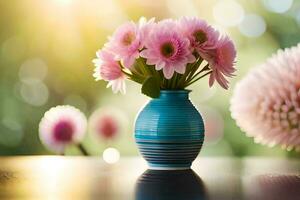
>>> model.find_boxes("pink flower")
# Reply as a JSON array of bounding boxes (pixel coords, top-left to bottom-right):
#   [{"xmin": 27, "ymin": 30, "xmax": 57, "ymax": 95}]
[
  {"xmin": 206, "ymin": 36, "xmax": 236, "ymax": 89},
  {"xmin": 39, "ymin": 105, "xmax": 87, "ymax": 153},
  {"xmin": 140, "ymin": 19, "xmax": 195, "ymax": 79},
  {"xmin": 105, "ymin": 21, "xmax": 141, "ymax": 69},
  {"xmin": 89, "ymin": 108, "xmax": 126, "ymax": 141},
  {"xmin": 178, "ymin": 16, "xmax": 235, "ymax": 89},
  {"xmin": 178, "ymin": 16, "xmax": 219, "ymax": 53},
  {"xmin": 230, "ymin": 44, "xmax": 300, "ymax": 151},
  {"xmin": 93, "ymin": 50, "xmax": 126, "ymax": 94},
  {"xmin": 95, "ymin": 115, "xmax": 119, "ymax": 139},
  {"xmin": 138, "ymin": 17, "xmax": 156, "ymax": 46}
]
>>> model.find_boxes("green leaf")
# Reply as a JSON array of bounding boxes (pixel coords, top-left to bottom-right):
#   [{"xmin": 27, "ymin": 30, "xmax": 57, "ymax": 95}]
[{"xmin": 141, "ymin": 76, "xmax": 160, "ymax": 98}]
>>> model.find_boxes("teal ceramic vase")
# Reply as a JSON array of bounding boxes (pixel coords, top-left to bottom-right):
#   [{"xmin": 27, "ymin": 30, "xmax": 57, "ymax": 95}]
[{"xmin": 134, "ymin": 90, "xmax": 205, "ymax": 170}]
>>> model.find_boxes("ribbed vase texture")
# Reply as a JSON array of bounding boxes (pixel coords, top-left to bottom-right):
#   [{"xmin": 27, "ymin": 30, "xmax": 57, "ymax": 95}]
[{"xmin": 134, "ymin": 90, "xmax": 205, "ymax": 169}]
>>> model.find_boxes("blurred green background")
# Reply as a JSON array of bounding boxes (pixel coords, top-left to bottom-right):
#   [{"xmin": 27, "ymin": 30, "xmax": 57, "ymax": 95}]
[{"xmin": 0, "ymin": 0, "xmax": 299, "ymax": 157}]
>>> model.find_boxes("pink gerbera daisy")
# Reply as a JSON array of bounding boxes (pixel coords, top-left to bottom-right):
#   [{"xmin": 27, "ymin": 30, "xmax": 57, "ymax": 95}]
[
  {"xmin": 93, "ymin": 50, "xmax": 126, "ymax": 94},
  {"xmin": 178, "ymin": 16, "xmax": 219, "ymax": 53},
  {"xmin": 39, "ymin": 105, "xmax": 87, "ymax": 154},
  {"xmin": 140, "ymin": 19, "xmax": 195, "ymax": 79},
  {"xmin": 105, "ymin": 21, "xmax": 141, "ymax": 69},
  {"xmin": 138, "ymin": 17, "xmax": 156, "ymax": 46},
  {"xmin": 205, "ymin": 36, "xmax": 236, "ymax": 89}
]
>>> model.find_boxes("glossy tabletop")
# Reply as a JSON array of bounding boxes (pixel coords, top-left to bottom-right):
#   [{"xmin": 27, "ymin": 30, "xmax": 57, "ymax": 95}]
[{"xmin": 0, "ymin": 156, "xmax": 299, "ymax": 200}]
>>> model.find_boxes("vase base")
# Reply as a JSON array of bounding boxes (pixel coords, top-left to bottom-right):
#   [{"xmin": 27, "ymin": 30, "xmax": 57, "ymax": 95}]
[
  {"xmin": 148, "ymin": 163, "xmax": 192, "ymax": 170},
  {"xmin": 148, "ymin": 166, "xmax": 191, "ymax": 170}
]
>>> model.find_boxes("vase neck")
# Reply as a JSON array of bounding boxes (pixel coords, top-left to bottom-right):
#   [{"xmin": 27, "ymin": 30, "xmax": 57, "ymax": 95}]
[{"xmin": 158, "ymin": 90, "xmax": 190, "ymax": 100}]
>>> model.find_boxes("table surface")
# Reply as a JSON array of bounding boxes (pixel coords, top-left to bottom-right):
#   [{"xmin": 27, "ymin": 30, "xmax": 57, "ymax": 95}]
[{"xmin": 0, "ymin": 156, "xmax": 299, "ymax": 200}]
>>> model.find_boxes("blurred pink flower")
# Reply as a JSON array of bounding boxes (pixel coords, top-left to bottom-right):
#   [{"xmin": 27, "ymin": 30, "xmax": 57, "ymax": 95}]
[
  {"xmin": 140, "ymin": 19, "xmax": 195, "ymax": 79},
  {"xmin": 89, "ymin": 108, "xmax": 126, "ymax": 141},
  {"xmin": 205, "ymin": 36, "xmax": 236, "ymax": 89},
  {"xmin": 93, "ymin": 50, "xmax": 126, "ymax": 94},
  {"xmin": 178, "ymin": 16, "xmax": 219, "ymax": 53},
  {"xmin": 105, "ymin": 21, "xmax": 140, "ymax": 69},
  {"xmin": 96, "ymin": 115, "xmax": 119, "ymax": 139},
  {"xmin": 39, "ymin": 105, "xmax": 87, "ymax": 153},
  {"xmin": 231, "ymin": 44, "xmax": 300, "ymax": 151}
]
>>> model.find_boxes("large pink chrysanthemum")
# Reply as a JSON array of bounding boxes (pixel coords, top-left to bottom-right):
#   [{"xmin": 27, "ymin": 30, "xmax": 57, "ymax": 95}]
[
  {"xmin": 39, "ymin": 105, "xmax": 87, "ymax": 153},
  {"xmin": 231, "ymin": 44, "xmax": 300, "ymax": 151},
  {"xmin": 205, "ymin": 36, "xmax": 236, "ymax": 89},
  {"xmin": 93, "ymin": 50, "xmax": 126, "ymax": 94},
  {"xmin": 140, "ymin": 19, "xmax": 196, "ymax": 79},
  {"xmin": 105, "ymin": 21, "xmax": 141, "ymax": 69},
  {"xmin": 178, "ymin": 16, "xmax": 219, "ymax": 53}
]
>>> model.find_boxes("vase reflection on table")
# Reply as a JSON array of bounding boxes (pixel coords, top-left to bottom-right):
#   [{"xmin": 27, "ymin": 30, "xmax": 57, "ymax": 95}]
[{"xmin": 135, "ymin": 169, "xmax": 207, "ymax": 200}]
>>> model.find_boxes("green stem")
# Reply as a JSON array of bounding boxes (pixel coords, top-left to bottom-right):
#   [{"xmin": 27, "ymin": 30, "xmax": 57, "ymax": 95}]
[
  {"xmin": 170, "ymin": 73, "xmax": 177, "ymax": 89},
  {"xmin": 178, "ymin": 58, "xmax": 203, "ymax": 88},
  {"xmin": 122, "ymin": 69, "xmax": 144, "ymax": 83},
  {"xmin": 185, "ymin": 71, "xmax": 212, "ymax": 87},
  {"xmin": 77, "ymin": 143, "xmax": 89, "ymax": 156},
  {"xmin": 185, "ymin": 58, "xmax": 203, "ymax": 82},
  {"xmin": 131, "ymin": 68, "xmax": 144, "ymax": 78},
  {"xmin": 188, "ymin": 63, "xmax": 210, "ymax": 82},
  {"xmin": 120, "ymin": 60, "xmax": 144, "ymax": 80},
  {"xmin": 174, "ymin": 73, "xmax": 182, "ymax": 89},
  {"xmin": 177, "ymin": 63, "xmax": 193, "ymax": 87},
  {"xmin": 137, "ymin": 57, "xmax": 151, "ymax": 76}
]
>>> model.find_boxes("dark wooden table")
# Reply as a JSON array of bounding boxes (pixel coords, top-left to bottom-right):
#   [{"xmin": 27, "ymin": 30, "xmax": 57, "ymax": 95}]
[{"xmin": 0, "ymin": 156, "xmax": 299, "ymax": 200}]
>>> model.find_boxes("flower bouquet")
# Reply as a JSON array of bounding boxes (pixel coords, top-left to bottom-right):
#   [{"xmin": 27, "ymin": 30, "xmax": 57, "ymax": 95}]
[
  {"xmin": 93, "ymin": 17, "xmax": 236, "ymax": 169},
  {"xmin": 93, "ymin": 17, "xmax": 236, "ymax": 97}
]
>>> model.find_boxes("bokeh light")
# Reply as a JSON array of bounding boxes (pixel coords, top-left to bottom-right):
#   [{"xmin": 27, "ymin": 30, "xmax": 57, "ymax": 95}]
[
  {"xmin": 213, "ymin": 0, "xmax": 244, "ymax": 27},
  {"xmin": 238, "ymin": 14, "xmax": 267, "ymax": 38},
  {"xmin": 103, "ymin": 147, "xmax": 120, "ymax": 164},
  {"xmin": 19, "ymin": 58, "xmax": 48, "ymax": 83},
  {"xmin": 20, "ymin": 82, "xmax": 49, "ymax": 107},
  {"xmin": 263, "ymin": 0, "xmax": 294, "ymax": 13},
  {"xmin": 1, "ymin": 36, "xmax": 26, "ymax": 61}
]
